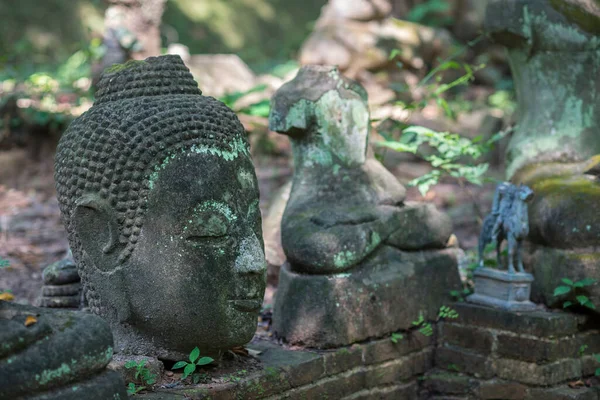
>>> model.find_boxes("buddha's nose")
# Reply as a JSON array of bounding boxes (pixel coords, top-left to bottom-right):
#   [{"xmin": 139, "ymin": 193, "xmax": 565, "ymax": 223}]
[{"xmin": 233, "ymin": 233, "xmax": 267, "ymax": 276}]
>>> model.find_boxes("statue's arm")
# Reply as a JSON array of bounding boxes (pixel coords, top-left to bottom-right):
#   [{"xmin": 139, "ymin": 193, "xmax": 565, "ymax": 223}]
[{"xmin": 281, "ymin": 206, "xmax": 399, "ymax": 274}]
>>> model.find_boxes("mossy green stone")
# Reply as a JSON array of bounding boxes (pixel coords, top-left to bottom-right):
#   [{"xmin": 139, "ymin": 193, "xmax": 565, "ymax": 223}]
[
  {"xmin": 269, "ymin": 66, "xmax": 459, "ymax": 346},
  {"xmin": 0, "ymin": 302, "xmax": 126, "ymax": 399}
]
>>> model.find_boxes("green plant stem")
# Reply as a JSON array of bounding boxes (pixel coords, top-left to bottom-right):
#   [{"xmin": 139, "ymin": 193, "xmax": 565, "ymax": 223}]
[{"xmin": 418, "ymin": 35, "xmax": 486, "ymax": 88}]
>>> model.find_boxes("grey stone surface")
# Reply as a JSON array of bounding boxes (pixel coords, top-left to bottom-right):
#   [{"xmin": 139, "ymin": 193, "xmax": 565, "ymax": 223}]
[
  {"xmin": 528, "ymin": 245, "xmax": 600, "ymax": 312},
  {"xmin": 0, "ymin": 301, "xmax": 126, "ymax": 399},
  {"xmin": 467, "ymin": 267, "xmax": 536, "ymax": 311},
  {"xmin": 439, "ymin": 323, "xmax": 494, "ymax": 355},
  {"xmin": 54, "ymin": 55, "xmax": 266, "ymax": 359},
  {"xmin": 486, "ymin": 0, "xmax": 600, "ymax": 181},
  {"xmin": 527, "ymin": 386, "xmax": 599, "ymax": 400},
  {"xmin": 273, "ymin": 249, "xmax": 460, "ymax": 348},
  {"xmin": 39, "ymin": 250, "xmax": 82, "ymax": 309},
  {"xmin": 495, "ymin": 358, "xmax": 581, "ymax": 386},
  {"xmin": 268, "ymin": 65, "xmax": 458, "ymax": 347},
  {"xmin": 477, "ymin": 379, "xmax": 528, "ymax": 400},
  {"xmin": 450, "ymin": 303, "xmax": 581, "ymax": 338}
]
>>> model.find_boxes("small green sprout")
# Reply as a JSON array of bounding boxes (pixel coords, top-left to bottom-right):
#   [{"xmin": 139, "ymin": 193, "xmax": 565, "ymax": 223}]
[
  {"xmin": 390, "ymin": 333, "xmax": 404, "ymax": 343},
  {"xmin": 172, "ymin": 347, "xmax": 214, "ymax": 380},
  {"xmin": 554, "ymin": 278, "xmax": 596, "ymax": 310}
]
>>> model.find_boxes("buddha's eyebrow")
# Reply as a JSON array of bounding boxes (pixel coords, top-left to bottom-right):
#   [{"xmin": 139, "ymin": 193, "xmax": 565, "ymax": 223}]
[{"xmin": 191, "ymin": 201, "xmax": 238, "ymax": 222}]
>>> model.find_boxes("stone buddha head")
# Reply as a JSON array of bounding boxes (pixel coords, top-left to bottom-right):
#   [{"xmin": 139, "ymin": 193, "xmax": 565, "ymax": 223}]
[{"xmin": 54, "ymin": 55, "xmax": 266, "ymax": 359}]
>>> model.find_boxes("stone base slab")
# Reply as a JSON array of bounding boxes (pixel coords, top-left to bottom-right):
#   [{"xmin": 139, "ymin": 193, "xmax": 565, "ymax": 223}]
[
  {"xmin": 467, "ymin": 267, "xmax": 536, "ymax": 311},
  {"xmin": 272, "ymin": 247, "xmax": 461, "ymax": 348}
]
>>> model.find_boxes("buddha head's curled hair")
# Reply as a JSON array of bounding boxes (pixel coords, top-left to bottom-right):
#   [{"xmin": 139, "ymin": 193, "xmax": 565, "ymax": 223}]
[{"xmin": 54, "ymin": 55, "xmax": 249, "ymax": 311}]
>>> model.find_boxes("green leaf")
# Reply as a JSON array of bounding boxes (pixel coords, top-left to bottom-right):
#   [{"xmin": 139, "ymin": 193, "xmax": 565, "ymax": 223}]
[
  {"xmin": 403, "ymin": 125, "xmax": 437, "ymax": 137},
  {"xmin": 596, "ymin": 367, "xmax": 600, "ymax": 377},
  {"xmin": 189, "ymin": 347, "xmax": 200, "ymax": 363},
  {"xmin": 172, "ymin": 361, "xmax": 188, "ymax": 370},
  {"xmin": 389, "ymin": 49, "xmax": 401, "ymax": 60},
  {"xmin": 124, "ymin": 360, "xmax": 137, "ymax": 369},
  {"xmin": 390, "ymin": 333, "xmax": 404, "ymax": 343},
  {"xmin": 574, "ymin": 278, "xmax": 596, "ymax": 288},
  {"xmin": 576, "ymin": 295, "xmax": 590, "ymax": 305},
  {"xmin": 584, "ymin": 301, "xmax": 596, "ymax": 310},
  {"xmin": 563, "ymin": 301, "xmax": 573, "ymax": 308},
  {"xmin": 183, "ymin": 363, "xmax": 196, "ymax": 379},
  {"xmin": 242, "ymin": 99, "xmax": 271, "ymax": 117},
  {"xmin": 553, "ymin": 286, "xmax": 571, "ymax": 296},
  {"xmin": 196, "ymin": 357, "xmax": 214, "ymax": 366},
  {"xmin": 561, "ymin": 278, "xmax": 574, "ymax": 286}
]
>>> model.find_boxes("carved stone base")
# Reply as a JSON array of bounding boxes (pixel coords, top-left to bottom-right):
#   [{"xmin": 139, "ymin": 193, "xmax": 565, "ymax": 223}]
[
  {"xmin": 467, "ymin": 267, "xmax": 536, "ymax": 311},
  {"xmin": 273, "ymin": 247, "xmax": 460, "ymax": 348}
]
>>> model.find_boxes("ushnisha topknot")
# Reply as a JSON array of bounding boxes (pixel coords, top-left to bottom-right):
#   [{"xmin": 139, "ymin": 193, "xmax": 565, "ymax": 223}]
[
  {"xmin": 94, "ymin": 55, "xmax": 203, "ymax": 104},
  {"xmin": 55, "ymin": 55, "xmax": 250, "ymax": 312}
]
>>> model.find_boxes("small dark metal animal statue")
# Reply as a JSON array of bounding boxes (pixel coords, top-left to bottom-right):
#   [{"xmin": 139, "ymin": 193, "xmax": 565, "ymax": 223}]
[{"xmin": 478, "ymin": 182, "xmax": 534, "ymax": 273}]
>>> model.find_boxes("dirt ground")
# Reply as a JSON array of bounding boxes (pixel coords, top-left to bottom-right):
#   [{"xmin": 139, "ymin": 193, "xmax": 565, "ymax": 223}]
[{"xmin": 0, "ymin": 131, "xmax": 500, "ymax": 305}]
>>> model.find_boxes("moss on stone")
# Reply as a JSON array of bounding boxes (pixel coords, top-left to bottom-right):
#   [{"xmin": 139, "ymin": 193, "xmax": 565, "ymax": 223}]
[
  {"xmin": 549, "ymin": 0, "xmax": 600, "ymax": 35},
  {"xmin": 532, "ymin": 175, "xmax": 600, "ymax": 198},
  {"xmin": 104, "ymin": 60, "xmax": 148, "ymax": 74}
]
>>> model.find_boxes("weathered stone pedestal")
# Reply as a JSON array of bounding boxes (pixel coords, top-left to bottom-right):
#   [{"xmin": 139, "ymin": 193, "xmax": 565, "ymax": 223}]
[
  {"xmin": 428, "ymin": 302, "xmax": 600, "ymax": 399},
  {"xmin": 273, "ymin": 247, "xmax": 461, "ymax": 348},
  {"xmin": 467, "ymin": 267, "xmax": 536, "ymax": 311}
]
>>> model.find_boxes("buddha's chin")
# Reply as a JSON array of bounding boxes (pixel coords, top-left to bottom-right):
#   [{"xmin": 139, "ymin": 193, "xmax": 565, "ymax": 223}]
[{"xmin": 218, "ymin": 305, "xmax": 260, "ymax": 345}]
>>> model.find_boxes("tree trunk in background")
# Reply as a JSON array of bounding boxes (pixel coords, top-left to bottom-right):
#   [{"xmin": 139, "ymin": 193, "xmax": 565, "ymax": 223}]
[{"xmin": 95, "ymin": 0, "xmax": 166, "ymax": 81}]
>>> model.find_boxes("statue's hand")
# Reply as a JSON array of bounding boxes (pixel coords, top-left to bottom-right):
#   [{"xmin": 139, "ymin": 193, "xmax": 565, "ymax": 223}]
[
  {"xmin": 385, "ymin": 202, "xmax": 452, "ymax": 250},
  {"xmin": 281, "ymin": 204, "xmax": 400, "ymax": 274}
]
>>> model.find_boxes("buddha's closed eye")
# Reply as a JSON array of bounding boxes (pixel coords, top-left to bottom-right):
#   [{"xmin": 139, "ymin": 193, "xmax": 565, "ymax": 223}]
[{"xmin": 185, "ymin": 213, "xmax": 231, "ymax": 246}]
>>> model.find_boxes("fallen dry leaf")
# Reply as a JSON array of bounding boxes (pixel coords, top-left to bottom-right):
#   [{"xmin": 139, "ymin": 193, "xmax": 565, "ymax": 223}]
[
  {"xmin": 568, "ymin": 380, "xmax": 585, "ymax": 388},
  {"xmin": 0, "ymin": 292, "xmax": 15, "ymax": 301},
  {"xmin": 24, "ymin": 315, "xmax": 37, "ymax": 327},
  {"xmin": 230, "ymin": 346, "xmax": 249, "ymax": 356}
]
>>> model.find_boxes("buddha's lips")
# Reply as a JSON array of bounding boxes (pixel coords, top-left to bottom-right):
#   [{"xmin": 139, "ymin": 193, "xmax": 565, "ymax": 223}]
[{"xmin": 230, "ymin": 299, "xmax": 262, "ymax": 312}]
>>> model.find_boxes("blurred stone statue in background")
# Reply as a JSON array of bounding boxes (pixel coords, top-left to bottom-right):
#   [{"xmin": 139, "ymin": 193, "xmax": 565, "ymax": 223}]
[{"xmin": 486, "ymin": 0, "xmax": 600, "ymax": 311}]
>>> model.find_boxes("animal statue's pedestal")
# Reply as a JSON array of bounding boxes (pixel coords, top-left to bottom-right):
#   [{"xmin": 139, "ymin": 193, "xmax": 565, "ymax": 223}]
[
  {"xmin": 269, "ymin": 65, "xmax": 460, "ymax": 348},
  {"xmin": 467, "ymin": 267, "xmax": 536, "ymax": 311}
]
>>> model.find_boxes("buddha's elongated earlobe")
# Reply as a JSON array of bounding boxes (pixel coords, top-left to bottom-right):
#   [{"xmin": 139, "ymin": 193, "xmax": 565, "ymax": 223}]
[{"xmin": 73, "ymin": 194, "xmax": 125, "ymax": 271}]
